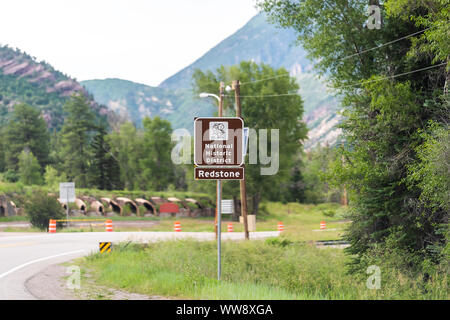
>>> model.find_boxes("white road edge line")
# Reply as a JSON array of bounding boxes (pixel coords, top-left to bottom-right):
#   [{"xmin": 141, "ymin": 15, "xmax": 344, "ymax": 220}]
[{"xmin": 0, "ymin": 250, "xmax": 86, "ymax": 280}]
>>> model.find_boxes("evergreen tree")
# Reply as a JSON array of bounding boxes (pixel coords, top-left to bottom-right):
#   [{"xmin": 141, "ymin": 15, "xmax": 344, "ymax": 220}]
[
  {"xmin": 88, "ymin": 126, "xmax": 121, "ymax": 190},
  {"xmin": 286, "ymin": 161, "xmax": 306, "ymax": 203},
  {"xmin": 18, "ymin": 149, "xmax": 43, "ymax": 185},
  {"xmin": 108, "ymin": 122, "xmax": 142, "ymax": 190},
  {"xmin": 4, "ymin": 103, "xmax": 50, "ymax": 171},
  {"xmin": 0, "ymin": 128, "xmax": 5, "ymax": 172},
  {"xmin": 59, "ymin": 93, "xmax": 96, "ymax": 188},
  {"xmin": 139, "ymin": 116, "xmax": 175, "ymax": 191}
]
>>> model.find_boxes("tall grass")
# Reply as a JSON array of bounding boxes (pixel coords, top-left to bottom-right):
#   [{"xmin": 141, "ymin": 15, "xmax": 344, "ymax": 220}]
[{"xmin": 81, "ymin": 239, "xmax": 447, "ymax": 300}]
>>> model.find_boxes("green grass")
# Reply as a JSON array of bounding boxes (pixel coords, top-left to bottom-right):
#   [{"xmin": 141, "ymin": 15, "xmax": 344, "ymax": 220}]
[
  {"xmin": 74, "ymin": 202, "xmax": 447, "ymax": 300},
  {"xmin": 0, "ymin": 216, "xmax": 29, "ymax": 222},
  {"xmin": 79, "ymin": 239, "xmax": 448, "ymax": 300},
  {"xmin": 0, "ymin": 201, "xmax": 352, "ymax": 239},
  {"xmin": 259, "ymin": 202, "xmax": 349, "ymax": 241},
  {"xmin": 0, "ymin": 226, "xmax": 42, "ymax": 232}
]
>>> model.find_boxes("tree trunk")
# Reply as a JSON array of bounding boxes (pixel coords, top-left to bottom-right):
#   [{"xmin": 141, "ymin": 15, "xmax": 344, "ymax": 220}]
[
  {"xmin": 252, "ymin": 194, "xmax": 261, "ymax": 215},
  {"xmin": 232, "ymin": 195, "xmax": 240, "ymax": 222}
]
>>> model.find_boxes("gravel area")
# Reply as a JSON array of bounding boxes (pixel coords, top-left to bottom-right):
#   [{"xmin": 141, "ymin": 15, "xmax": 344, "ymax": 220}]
[
  {"xmin": 25, "ymin": 261, "xmax": 170, "ymax": 300},
  {"xmin": 26, "ymin": 264, "xmax": 77, "ymax": 300}
]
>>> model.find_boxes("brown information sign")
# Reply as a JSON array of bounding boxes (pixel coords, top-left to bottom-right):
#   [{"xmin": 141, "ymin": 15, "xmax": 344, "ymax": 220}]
[
  {"xmin": 194, "ymin": 117, "xmax": 244, "ymax": 167},
  {"xmin": 194, "ymin": 167, "xmax": 244, "ymax": 180}
]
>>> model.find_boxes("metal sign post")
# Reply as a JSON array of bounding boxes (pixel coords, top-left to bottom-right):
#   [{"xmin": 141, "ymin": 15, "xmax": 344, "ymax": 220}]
[
  {"xmin": 59, "ymin": 182, "xmax": 75, "ymax": 227},
  {"xmin": 194, "ymin": 117, "xmax": 244, "ymax": 281},
  {"xmin": 217, "ymin": 180, "xmax": 222, "ymax": 280}
]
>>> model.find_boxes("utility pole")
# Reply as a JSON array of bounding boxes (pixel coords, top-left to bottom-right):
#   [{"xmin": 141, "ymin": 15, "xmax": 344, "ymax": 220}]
[
  {"xmin": 232, "ymin": 80, "xmax": 249, "ymax": 240},
  {"xmin": 214, "ymin": 82, "xmax": 225, "ymax": 239}
]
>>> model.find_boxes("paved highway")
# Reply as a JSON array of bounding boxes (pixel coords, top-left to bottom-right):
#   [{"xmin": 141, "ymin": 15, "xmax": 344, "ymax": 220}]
[{"xmin": 0, "ymin": 231, "xmax": 280, "ymax": 300}]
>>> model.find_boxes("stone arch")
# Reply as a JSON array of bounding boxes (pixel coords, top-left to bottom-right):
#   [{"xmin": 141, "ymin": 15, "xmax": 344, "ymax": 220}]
[
  {"xmin": 75, "ymin": 198, "xmax": 87, "ymax": 213},
  {"xmin": 100, "ymin": 198, "xmax": 122, "ymax": 215},
  {"xmin": 89, "ymin": 200, "xmax": 105, "ymax": 215},
  {"xmin": 57, "ymin": 199, "xmax": 68, "ymax": 211},
  {"xmin": 0, "ymin": 195, "xmax": 17, "ymax": 217},
  {"xmin": 150, "ymin": 196, "xmax": 165, "ymax": 205},
  {"xmin": 185, "ymin": 198, "xmax": 204, "ymax": 209},
  {"xmin": 135, "ymin": 198, "xmax": 157, "ymax": 215},
  {"xmin": 116, "ymin": 197, "xmax": 140, "ymax": 216}
]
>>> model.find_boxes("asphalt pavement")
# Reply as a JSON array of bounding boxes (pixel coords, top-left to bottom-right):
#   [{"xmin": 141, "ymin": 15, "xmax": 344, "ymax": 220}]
[{"xmin": 0, "ymin": 231, "xmax": 280, "ymax": 300}]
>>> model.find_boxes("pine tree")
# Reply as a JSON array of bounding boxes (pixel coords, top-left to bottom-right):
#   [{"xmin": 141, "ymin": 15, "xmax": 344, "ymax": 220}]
[
  {"xmin": 139, "ymin": 117, "xmax": 175, "ymax": 191},
  {"xmin": 4, "ymin": 103, "xmax": 50, "ymax": 172},
  {"xmin": 107, "ymin": 122, "xmax": 142, "ymax": 190},
  {"xmin": 59, "ymin": 93, "xmax": 96, "ymax": 188},
  {"xmin": 89, "ymin": 126, "xmax": 121, "ymax": 190}
]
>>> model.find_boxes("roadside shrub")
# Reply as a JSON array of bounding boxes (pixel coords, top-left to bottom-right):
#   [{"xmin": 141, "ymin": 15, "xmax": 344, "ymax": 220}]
[
  {"xmin": 137, "ymin": 205, "xmax": 147, "ymax": 215},
  {"xmin": 185, "ymin": 202, "xmax": 199, "ymax": 211},
  {"xmin": 25, "ymin": 190, "xmax": 65, "ymax": 230},
  {"xmin": 3, "ymin": 169, "xmax": 19, "ymax": 183},
  {"xmin": 257, "ymin": 203, "xmax": 270, "ymax": 216},
  {"xmin": 265, "ymin": 238, "xmax": 293, "ymax": 247},
  {"xmin": 323, "ymin": 210, "xmax": 336, "ymax": 217}
]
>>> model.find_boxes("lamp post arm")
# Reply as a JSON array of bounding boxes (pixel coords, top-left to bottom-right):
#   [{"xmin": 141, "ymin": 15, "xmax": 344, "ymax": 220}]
[{"xmin": 199, "ymin": 93, "xmax": 220, "ymax": 102}]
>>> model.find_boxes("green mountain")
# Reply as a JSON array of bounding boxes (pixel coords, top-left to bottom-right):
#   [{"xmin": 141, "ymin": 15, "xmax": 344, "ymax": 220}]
[
  {"xmin": 82, "ymin": 13, "xmax": 342, "ymax": 149},
  {"xmin": 0, "ymin": 45, "xmax": 117, "ymax": 129},
  {"xmin": 295, "ymin": 73, "xmax": 342, "ymax": 149},
  {"xmin": 80, "ymin": 79, "xmax": 215, "ymax": 130},
  {"xmin": 159, "ymin": 13, "xmax": 312, "ymax": 89}
]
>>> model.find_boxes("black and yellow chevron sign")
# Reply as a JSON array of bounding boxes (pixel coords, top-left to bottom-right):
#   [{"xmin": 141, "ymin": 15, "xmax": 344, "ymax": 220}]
[{"xmin": 99, "ymin": 242, "xmax": 112, "ymax": 253}]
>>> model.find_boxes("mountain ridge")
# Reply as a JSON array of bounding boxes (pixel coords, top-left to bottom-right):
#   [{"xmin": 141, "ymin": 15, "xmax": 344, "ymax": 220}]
[
  {"xmin": 0, "ymin": 45, "xmax": 118, "ymax": 129},
  {"xmin": 82, "ymin": 13, "xmax": 342, "ymax": 149},
  {"xmin": 160, "ymin": 13, "xmax": 312, "ymax": 90}
]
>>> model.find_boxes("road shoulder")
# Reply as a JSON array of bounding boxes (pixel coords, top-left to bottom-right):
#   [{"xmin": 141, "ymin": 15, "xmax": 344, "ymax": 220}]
[
  {"xmin": 25, "ymin": 263, "xmax": 77, "ymax": 300},
  {"xmin": 25, "ymin": 261, "xmax": 170, "ymax": 300}
]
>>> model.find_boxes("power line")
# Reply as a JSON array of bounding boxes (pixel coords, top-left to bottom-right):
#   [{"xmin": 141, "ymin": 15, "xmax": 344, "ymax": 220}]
[
  {"xmin": 337, "ymin": 27, "xmax": 434, "ymax": 62},
  {"xmin": 238, "ymin": 27, "xmax": 434, "ymax": 87},
  {"xmin": 224, "ymin": 91, "xmax": 300, "ymax": 98},
  {"xmin": 240, "ymin": 74, "xmax": 291, "ymax": 86},
  {"xmin": 340, "ymin": 62, "xmax": 447, "ymax": 89},
  {"xmin": 225, "ymin": 62, "xmax": 446, "ymax": 99}
]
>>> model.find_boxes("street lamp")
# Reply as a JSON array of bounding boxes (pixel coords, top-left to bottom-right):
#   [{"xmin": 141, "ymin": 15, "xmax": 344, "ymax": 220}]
[{"xmin": 199, "ymin": 92, "xmax": 220, "ymax": 102}]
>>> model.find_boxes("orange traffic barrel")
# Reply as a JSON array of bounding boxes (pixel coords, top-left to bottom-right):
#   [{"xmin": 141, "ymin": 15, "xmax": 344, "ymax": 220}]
[
  {"xmin": 174, "ymin": 221, "xmax": 181, "ymax": 232},
  {"xmin": 278, "ymin": 222, "xmax": 284, "ymax": 232},
  {"xmin": 48, "ymin": 219, "xmax": 56, "ymax": 233},
  {"xmin": 320, "ymin": 221, "xmax": 326, "ymax": 230},
  {"xmin": 227, "ymin": 223, "xmax": 233, "ymax": 233},
  {"xmin": 105, "ymin": 220, "xmax": 114, "ymax": 232}
]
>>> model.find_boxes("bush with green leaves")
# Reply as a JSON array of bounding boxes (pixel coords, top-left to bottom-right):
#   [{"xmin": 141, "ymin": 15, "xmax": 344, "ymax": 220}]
[
  {"xmin": 3, "ymin": 169, "xmax": 18, "ymax": 183},
  {"xmin": 323, "ymin": 210, "xmax": 336, "ymax": 217},
  {"xmin": 25, "ymin": 190, "xmax": 64, "ymax": 230}
]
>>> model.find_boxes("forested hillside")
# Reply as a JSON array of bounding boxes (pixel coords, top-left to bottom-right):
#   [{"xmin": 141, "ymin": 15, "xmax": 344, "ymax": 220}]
[
  {"xmin": 81, "ymin": 79, "xmax": 215, "ymax": 129},
  {"xmin": 0, "ymin": 45, "xmax": 116, "ymax": 130}
]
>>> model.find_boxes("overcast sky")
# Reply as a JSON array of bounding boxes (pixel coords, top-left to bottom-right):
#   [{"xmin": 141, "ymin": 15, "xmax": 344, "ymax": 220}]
[{"xmin": 0, "ymin": 0, "xmax": 259, "ymax": 86}]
